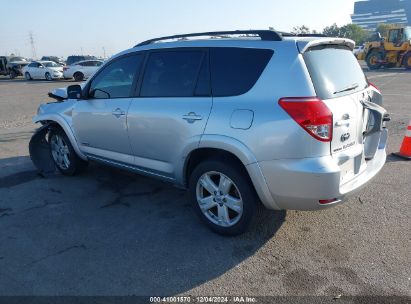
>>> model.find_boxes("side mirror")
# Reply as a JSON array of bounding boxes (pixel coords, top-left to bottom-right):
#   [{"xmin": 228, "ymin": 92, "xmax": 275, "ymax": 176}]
[{"xmin": 67, "ymin": 84, "xmax": 83, "ymax": 99}]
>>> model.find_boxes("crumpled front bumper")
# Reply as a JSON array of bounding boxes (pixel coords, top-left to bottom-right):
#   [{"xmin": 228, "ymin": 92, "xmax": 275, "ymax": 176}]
[{"xmin": 29, "ymin": 123, "xmax": 56, "ymax": 175}]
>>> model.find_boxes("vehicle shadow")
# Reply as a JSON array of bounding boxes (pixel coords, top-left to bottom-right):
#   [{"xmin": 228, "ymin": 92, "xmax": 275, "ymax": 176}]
[{"xmin": 0, "ymin": 156, "xmax": 286, "ymax": 295}]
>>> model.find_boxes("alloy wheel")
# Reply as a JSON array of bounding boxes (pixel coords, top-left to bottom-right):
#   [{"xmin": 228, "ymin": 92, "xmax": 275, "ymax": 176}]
[
  {"xmin": 50, "ymin": 134, "xmax": 70, "ymax": 170},
  {"xmin": 196, "ymin": 171, "xmax": 243, "ymax": 227}
]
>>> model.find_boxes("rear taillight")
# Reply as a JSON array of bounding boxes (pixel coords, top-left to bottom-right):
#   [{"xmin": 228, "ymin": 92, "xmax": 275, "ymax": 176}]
[
  {"xmin": 368, "ymin": 82, "xmax": 380, "ymax": 93},
  {"xmin": 278, "ymin": 97, "xmax": 333, "ymax": 142}
]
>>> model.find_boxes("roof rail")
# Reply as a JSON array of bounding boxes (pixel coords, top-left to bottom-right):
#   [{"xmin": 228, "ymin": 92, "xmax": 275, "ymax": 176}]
[
  {"xmin": 135, "ymin": 30, "xmax": 283, "ymax": 47},
  {"xmin": 280, "ymin": 32, "xmax": 327, "ymax": 38}
]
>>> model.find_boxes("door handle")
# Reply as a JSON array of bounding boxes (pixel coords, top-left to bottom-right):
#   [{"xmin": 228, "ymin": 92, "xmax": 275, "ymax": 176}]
[
  {"xmin": 182, "ymin": 112, "xmax": 203, "ymax": 123},
  {"xmin": 112, "ymin": 108, "xmax": 126, "ymax": 118}
]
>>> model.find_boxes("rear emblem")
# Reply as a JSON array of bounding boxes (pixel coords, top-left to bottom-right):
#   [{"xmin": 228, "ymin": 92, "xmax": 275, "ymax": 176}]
[{"xmin": 341, "ymin": 133, "xmax": 350, "ymax": 142}]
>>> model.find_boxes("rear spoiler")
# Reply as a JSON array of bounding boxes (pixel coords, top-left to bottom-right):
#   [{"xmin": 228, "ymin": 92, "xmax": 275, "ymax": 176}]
[{"xmin": 297, "ymin": 38, "xmax": 355, "ymax": 53}]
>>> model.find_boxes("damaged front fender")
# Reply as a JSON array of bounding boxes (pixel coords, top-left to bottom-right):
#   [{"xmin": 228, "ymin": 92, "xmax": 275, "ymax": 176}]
[{"xmin": 29, "ymin": 123, "xmax": 56, "ymax": 175}]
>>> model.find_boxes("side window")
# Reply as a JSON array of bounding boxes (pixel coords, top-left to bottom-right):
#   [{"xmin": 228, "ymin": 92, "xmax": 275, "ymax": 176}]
[
  {"xmin": 194, "ymin": 55, "xmax": 210, "ymax": 96},
  {"xmin": 210, "ymin": 48, "xmax": 273, "ymax": 97},
  {"xmin": 89, "ymin": 54, "xmax": 143, "ymax": 99},
  {"xmin": 140, "ymin": 50, "xmax": 204, "ymax": 97},
  {"xmin": 95, "ymin": 61, "xmax": 103, "ymax": 67},
  {"xmin": 388, "ymin": 30, "xmax": 399, "ymax": 43}
]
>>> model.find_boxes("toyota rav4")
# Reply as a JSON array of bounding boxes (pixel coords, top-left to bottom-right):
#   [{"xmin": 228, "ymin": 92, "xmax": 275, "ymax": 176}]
[{"xmin": 30, "ymin": 30, "xmax": 389, "ymax": 235}]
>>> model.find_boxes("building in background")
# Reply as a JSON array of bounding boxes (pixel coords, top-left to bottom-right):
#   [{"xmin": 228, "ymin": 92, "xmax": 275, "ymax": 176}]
[{"xmin": 351, "ymin": 0, "xmax": 411, "ymax": 31}]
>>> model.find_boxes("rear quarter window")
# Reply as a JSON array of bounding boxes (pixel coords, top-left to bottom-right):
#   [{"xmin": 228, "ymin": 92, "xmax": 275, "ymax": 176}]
[
  {"xmin": 303, "ymin": 47, "xmax": 368, "ymax": 100},
  {"xmin": 210, "ymin": 48, "xmax": 273, "ymax": 97}
]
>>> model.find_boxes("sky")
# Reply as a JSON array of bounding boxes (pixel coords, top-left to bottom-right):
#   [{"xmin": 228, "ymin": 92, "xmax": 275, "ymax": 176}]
[{"xmin": 0, "ymin": 0, "xmax": 355, "ymax": 59}]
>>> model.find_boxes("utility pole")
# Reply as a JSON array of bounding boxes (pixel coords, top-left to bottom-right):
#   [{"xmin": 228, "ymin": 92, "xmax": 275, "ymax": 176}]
[
  {"xmin": 29, "ymin": 31, "xmax": 37, "ymax": 59},
  {"xmin": 102, "ymin": 47, "xmax": 106, "ymax": 58}
]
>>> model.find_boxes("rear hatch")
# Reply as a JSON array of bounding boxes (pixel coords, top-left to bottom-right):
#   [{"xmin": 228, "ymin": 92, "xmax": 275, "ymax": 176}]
[{"xmin": 301, "ymin": 41, "xmax": 386, "ymax": 185}]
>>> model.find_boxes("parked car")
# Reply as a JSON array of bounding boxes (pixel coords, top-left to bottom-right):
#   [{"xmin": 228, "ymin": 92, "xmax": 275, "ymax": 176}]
[
  {"xmin": 66, "ymin": 55, "xmax": 97, "ymax": 66},
  {"xmin": 63, "ymin": 60, "xmax": 104, "ymax": 81},
  {"xmin": 41, "ymin": 56, "xmax": 65, "ymax": 65},
  {"xmin": 0, "ymin": 56, "xmax": 29, "ymax": 78},
  {"xmin": 353, "ymin": 45, "xmax": 364, "ymax": 57},
  {"xmin": 23, "ymin": 60, "xmax": 64, "ymax": 80},
  {"xmin": 31, "ymin": 30, "xmax": 389, "ymax": 235}
]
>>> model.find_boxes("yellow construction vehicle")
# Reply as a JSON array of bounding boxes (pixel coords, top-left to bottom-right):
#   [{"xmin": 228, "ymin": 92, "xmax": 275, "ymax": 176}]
[{"xmin": 357, "ymin": 26, "xmax": 411, "ymax": 70}]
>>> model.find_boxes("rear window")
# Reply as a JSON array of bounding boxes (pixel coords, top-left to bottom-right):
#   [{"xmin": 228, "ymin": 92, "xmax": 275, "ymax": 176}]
[
  {"xmin": 303, "ymin": 47, "xmax": 368, "ymax": 100},
  {"xmin": 210, "ymin": 48, "xmax": 273, "ymax": 97}
]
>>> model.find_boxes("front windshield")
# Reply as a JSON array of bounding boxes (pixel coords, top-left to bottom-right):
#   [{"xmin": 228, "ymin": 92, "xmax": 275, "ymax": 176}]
[{"xmin": 43, "ymin": 62, "xmax": 59, "ymax": 67}]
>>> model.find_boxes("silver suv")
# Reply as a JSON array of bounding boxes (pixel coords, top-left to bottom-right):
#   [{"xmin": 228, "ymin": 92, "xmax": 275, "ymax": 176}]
[{"xmin": 31, "ymin": 30, "xmax": 389, "ymax": 235}]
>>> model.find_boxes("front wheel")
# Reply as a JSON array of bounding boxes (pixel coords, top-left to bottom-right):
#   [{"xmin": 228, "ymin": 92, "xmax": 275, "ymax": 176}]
[
  {"xmin": 45, "ymin": 72, "xmax": 53, "ymax": 81},
  {"xmin": 366, "ymin": 51, "xmax": 383, "ymax": 70},
  {"xmin": 48, "ymin": 127, "xmax": 88, "ymax": 175},
  {"xmin": 189, "ymin": 160, "xmax": 257, "ymax": 235}
]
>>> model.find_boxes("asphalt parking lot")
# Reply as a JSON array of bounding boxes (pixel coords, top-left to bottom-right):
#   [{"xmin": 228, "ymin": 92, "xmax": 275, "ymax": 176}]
[{"xmin": 0, "ymin": 69, "xmax": 410, "ymax": 299}]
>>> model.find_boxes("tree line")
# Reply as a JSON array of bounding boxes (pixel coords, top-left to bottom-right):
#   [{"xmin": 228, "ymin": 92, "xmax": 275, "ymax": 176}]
[{"xmin": 289, "ymin": 23, "xmax": 403, "ymax": 45}]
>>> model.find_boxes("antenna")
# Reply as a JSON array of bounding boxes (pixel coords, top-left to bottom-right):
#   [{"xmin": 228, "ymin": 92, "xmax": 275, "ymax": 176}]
[{"xmin": 29, "ymin": 31, "xmax": 37, "ymax": 59}]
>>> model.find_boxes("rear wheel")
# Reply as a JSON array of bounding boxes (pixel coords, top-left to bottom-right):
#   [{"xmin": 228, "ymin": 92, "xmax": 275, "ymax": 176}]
[
  {"xmin": 25, "ymin": 72, "xmax": 32, "ymax": 80},
  {"xmin": 189, "ymin": 160, "xmax": 257, "ymax": 236},
  {"xmin": 366, "ymin": 51, "xmax": 383, "ymax": 70},
  {"xmin": 48, "ymin": 127, "xmax": 88, "ymax": 175},
  {"xmin": 73, "ymin": 72, "xmax": 84, "ymax": 81},
  {"xmin": 9, "ymin": 70, "xmax": 17, "ymax": 79},
  {"xmin": 403, "ymin": 53, "xmax": 411, "ymax": 70}
]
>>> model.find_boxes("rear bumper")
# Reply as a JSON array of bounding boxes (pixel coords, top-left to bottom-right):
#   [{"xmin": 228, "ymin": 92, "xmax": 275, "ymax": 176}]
[{"xmin": 257, "ymin": 129, "xmax": 387, "ymax": 211}]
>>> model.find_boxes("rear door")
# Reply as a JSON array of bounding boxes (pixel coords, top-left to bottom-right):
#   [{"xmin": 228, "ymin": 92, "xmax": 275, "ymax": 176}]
[
  {"xmin": 127, "ymin": 48, "xmax": 212, "ymax": 178},
  {"xmin": 303, "ymin": 45, "xmax": 372, "ymax": 184}
]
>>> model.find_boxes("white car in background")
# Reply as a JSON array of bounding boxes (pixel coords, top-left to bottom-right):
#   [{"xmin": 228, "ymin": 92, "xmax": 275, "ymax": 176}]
[
  {"xmin": 63, "ymin": 60, "xmax": 104, "ymax": 81},
  {"xmin": 23, "ymin": 61, "xmax": 64, "ymax": 81}
]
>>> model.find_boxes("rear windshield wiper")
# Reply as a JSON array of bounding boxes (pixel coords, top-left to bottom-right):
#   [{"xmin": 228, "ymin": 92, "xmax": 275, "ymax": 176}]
[{"xmin": 333, "ymin": 83, "xmax": 359, "ymax": 95}]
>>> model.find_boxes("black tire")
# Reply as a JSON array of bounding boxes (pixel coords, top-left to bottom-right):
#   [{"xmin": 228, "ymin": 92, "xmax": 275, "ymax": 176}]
[
  {"xmin": 403, "ymin": 53, "xmax": 411, "ymax": 70},
  {"xmin": 48, "ymin": 127, "xmax": 88, "ymax": 176},
  {"xmin": 366, "ymin": 51, "xmax": 383, "ymax": 70},
  {"xmin": 25, "ymin": 72, "xmax": 32, "ymax": 80},
  {"xmin": 45, "ymin": 72, "xmax": 53, "ymax": 81},
  {"xmin": 73, "ymin": 72, "xmax": 84, "ymax": 82},
  {"xmin": 9, "ymin": 70, "xmax": 17, "ymax": 79},
  {"xmin": 189, "ymin": 159, "xmax": 257, "ymax": 236}
]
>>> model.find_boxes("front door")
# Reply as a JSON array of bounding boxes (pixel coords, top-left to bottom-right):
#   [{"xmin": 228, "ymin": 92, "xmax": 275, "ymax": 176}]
[
  {"xmin": 127, "ymin": 49, "xmax": 212, "ymax": 178},
  {"xmin": 72, "ymin": 53, "xmax": 144, "ymax": 164}
]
